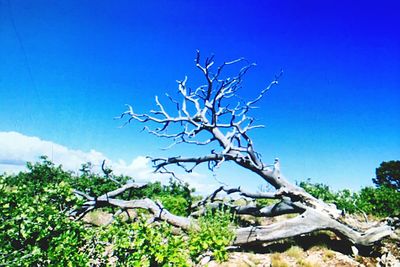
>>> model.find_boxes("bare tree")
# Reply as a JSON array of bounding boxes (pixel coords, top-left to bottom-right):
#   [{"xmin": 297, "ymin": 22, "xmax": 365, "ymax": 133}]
[{"xmin": 73, "ymin": 51, "xmax": 396, "ymax": 249}]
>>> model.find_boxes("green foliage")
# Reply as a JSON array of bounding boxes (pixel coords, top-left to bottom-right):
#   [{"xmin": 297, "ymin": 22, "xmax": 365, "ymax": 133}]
[
  {"xmin": 299, "ymin": 178, "xmax": 400, "ymax": 217},
  {"xmin": 129, "ymin": 179, "xmax": 194, "ymax": 216},
  {"xmin": 156, "ymin": 194, "xmax": 190, "ymax": 216},
  {"xmin": 72, "ymin": 162, "xmax": 194, "ymax": 216},
  {"xmin": 356, "ymin": 186, "xmax": 400, "ymax": 217},
  {"xmin": 6, "ymin": 156, "xmax": 399, "ymax": 265},
  {"xmin": 299, "ymin": 180, "xmax": 360, "ymax": 214},
  {"xmin": 333, "ymin": 189, "xmax": 359, "ymax": 214},
  {"xmin": 91, "ymin": 208, "xmax": 236, "ymax": 266},
  {"xmin": 373, "ymin": 160, "xmax": 400, "ymax": 190},
  {"xmin": 0, "ymin": 157, "xmax": 237, "ymax": 265},
  {"xmin": 298, "ymin": 180, "xmax": 338, "ymax": 203},
  {"xmin": 97, "ymin": 217, "xmax": 190, "ymax": 266},
  {"xmin": 189, "ymin": 207, "xmax": 236, "ymax": 263},
  {"xmin": 0, "ymin": 158, "xmax": 89, "ymax": 266},
  {"xmin": 71, "ymin": 161, "xmax": 130, "ymax": 197},
  {"xmin": 255, "ymin": 198, "xmax": 279, "ymax": 209},
  {"xmin": 4, "ymin": 156, "xmax": 73, "ymax": 194}
]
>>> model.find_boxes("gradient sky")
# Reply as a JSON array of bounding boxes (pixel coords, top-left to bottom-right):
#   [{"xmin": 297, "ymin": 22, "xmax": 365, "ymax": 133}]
[{"xmin": 1, "ymin": 0, "xmax": 399, "ymax": 193}]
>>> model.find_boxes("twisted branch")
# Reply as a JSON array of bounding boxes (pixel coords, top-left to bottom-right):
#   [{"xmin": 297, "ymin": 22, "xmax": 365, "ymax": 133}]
[{"xmin": 112, "ymin": 52, "xmax": 396, "ymax": 249}]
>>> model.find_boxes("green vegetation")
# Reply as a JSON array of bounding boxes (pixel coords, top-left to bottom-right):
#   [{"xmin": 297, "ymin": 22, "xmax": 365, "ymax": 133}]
[
  {"xmin": 94, "ymin": 218, "xmax": 190, "ymax": 266},
  {"xmin": 1, "ymin": 157, "xmax": 399, "ymax": 265},
  {"xmin": 373, "ymin": 160, "xmax": 400, "ymax": 190},
  {"xmin": 299, "ymin": 161, "xmax": 400, "ymax": 217},
  {"xmin": 188, "ymin": 208, "xmax": 235, "ymax": 262},
  {"xmin": 0, "ymin": 157, "xmax": 235, "ymax": 266},
  {"xmin": 357, "ymin": 185, "xmax": 400, "ymax": 217},
  {"xmin": 0, "ymin": 157, "xmax": 89, "ymax": 266}
]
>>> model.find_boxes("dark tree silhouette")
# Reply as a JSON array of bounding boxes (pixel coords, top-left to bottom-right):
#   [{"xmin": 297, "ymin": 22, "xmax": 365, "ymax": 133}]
[{"xmin": 373, "ymin": 160, "xmax": 400, "ymax": 190}]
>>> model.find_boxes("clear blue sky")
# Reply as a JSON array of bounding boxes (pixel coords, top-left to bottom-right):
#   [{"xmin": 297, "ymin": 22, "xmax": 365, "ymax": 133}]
[{"xmin": 1, "ymin": 0, "xmax": 399, "ymax": 192}]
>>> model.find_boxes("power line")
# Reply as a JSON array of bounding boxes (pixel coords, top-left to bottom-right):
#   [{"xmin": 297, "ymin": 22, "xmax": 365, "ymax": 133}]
[{"xmin": 6, "ymin": 0, "xmax": 43, "ymax": 122}]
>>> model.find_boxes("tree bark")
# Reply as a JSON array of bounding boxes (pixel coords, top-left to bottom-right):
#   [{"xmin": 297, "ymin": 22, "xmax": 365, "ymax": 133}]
[
  {"xmin": 234, "ymin": 208, "xmax": 394, "ymax": 247},
  {"xmin": 101, "ymin": 51, "xmax": 398, "ymax": 250}
]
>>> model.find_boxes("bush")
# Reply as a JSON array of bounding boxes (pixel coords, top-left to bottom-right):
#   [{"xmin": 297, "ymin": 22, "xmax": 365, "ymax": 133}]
[
  {"xmin": 97, "ymin": 217, "xmax": 190, "ymax": 266},
  {"xmin": 92, "ymin": 207, "xmax": 236, "ymax": 266},
  {"xmin": 0, "ymin": 157, "xmax": 236, "ymax": 265},
  {"xmin": 299, "ymin": 179, "xmax": 358, "ymax": 213},
  {"xmin": 189, "ymin": 207, "xmax": 236, "ymax": 263},
  {"xmin": 130, "ymin": 179, "xmax": 194, "ymax": 217},
  {"xmin": 356, "ymin": 186, "xmax": 400, "ymax": 217},
  {"xmin": 71, "ymin": 161, "xmax": 130, "ymax": 197},
  {"xmin": 299, "ymin": 179, "xmax": 400, "ymax": 217},
  {"xmin": 298, "ymin": 179, "xmax": 337, "ymax": 203},
  {"xmin": 0, "ymin": 160, "xmax": 89, "ymax": 266}
]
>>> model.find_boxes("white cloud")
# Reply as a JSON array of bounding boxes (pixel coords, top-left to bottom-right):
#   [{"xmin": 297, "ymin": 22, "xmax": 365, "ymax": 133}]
[
  {"xmin": 0, "ymin": 131, "xmax": 108, "ymax": 172},
  {"xmin": 0, "ymin": 131, "xmax": 217, "ymax": 194}
]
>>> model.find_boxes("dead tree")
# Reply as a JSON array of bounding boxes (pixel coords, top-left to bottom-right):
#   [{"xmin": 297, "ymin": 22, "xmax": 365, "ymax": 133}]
[{"xmin": 74, "ymin": 51, "xmax": 396, "ymax": 249}]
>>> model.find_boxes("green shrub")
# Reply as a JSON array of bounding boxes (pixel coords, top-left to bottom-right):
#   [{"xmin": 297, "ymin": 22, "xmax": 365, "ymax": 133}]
[
  {"xmin": 156, "ymin": 194, "xmax": 190, "ymax": 216},
  {"xmin": 189, "ymin": 207, "xmax": 236, "ymax": 263},
  {"xmin": 299, "ymin": 179, "xmax": 359, "ymax": 213},
  {"xmin": 0, "ymin": 169, "xmax": 89, "ymax": 266},
  {"xmin": 0, "ymin": 157, "xmax": 236, "ymax": 265},
  {"xmin": 356, "ymin": 186, "xmax": 400, "ymax": 217},
  {"xmin": 333, "ymin": 189, "xmax": 359, "ymax": 214},
  {"xmin": 71, "ymin": 161, "xmax": 129, "ymax": 196},
  {"xmin": 130, "ymin": 179, "xmax": 194, "ymax": 216},
  {"xmin": 299, "ymin": 179, "xmax": 400, "ymax": 217},
  {"xmin": 97, "ymin": 217, "xmax": 190, "ymax": 266},
  {"xmin": 0, "ymin": 157, "xmax": 194, "ymax": 266},
  {"xmin": 298, "ymin": 179, "xmax": 337, "ymax": 203}
]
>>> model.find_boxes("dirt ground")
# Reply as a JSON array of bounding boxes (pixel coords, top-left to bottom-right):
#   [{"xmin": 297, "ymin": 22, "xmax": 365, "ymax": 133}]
[{"xmin": 206, "ymin": 237, "xmax": 400, "ymax": 267}]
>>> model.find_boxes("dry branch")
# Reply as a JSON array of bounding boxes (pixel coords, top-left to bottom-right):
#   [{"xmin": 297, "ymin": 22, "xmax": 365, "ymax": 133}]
[{"xmin": 106, "ymin": 52, "xmax": 398, "ymax": 249}]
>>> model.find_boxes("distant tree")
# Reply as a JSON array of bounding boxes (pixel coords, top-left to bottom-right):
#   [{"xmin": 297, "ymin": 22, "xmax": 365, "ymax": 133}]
[{"xmin": 373, "ymin": 160, "xmax": 400, "ymax": 190}]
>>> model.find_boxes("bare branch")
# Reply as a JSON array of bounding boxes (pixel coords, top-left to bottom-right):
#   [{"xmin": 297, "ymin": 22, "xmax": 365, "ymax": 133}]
[
  {"xmin": 192, "ymin": 186, "xmax": 280, "ymax": 213},
  {"xmin": 152, "ymin": 154, "xmax": 224, "ymax": 173},
  {"xmin": 71, "ymin": 182, "xmax": 193, "ymax": 230},
  {"xmin": 113, "ymin": 52, "xmax": 396, "ymax": 249},
  {"xmin": 101, "ymin": 160, "xmax": 122, "ymax": 184},
  {"xmin": 234, "ymin": 208, "xmax": 394, "ymax": 247},
  {"xmin": 246, "ymin": 69, "xmax": 283, "ymax": 107}
]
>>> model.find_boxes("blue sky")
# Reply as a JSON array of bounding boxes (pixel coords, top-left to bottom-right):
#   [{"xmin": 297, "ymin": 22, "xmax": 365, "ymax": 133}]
[{"xmin": 0, "ymin": 0, "xmax": 399, "ymax": 193}]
